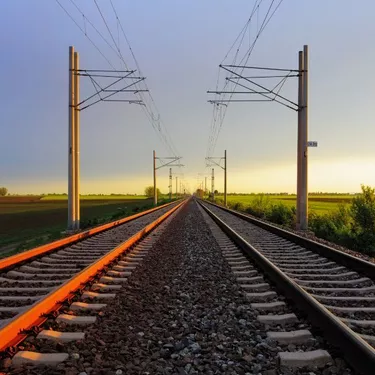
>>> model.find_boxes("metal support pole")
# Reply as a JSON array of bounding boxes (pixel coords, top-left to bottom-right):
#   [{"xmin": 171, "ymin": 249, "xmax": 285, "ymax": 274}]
[
  {"xmin": 296, "ymin": 50, "xmax": 304, "ymax": 229},
  {"xmin": 73, "ymin": 51, "xmax": 80, "ymax": 230},
  {"xmin": 301, "ymin": 45, "xmax": 309, "ymax": 230},
  {"xmin": 68, "ymin": 46, "xmax": 75, "ymax": 230},
  {"xmin": 211, "ymin": 168, "xmax": 215, "ymax": 201},
  {"xmin": 176, "ymin": 176, "xmax": 178, "ymax": 198},
  {"xmin": 169, "ymin": 168, "xmax": 172, "ymax": 200},
  {"xmin": 224, "ymin": 150, "xmax": 227, "ymax": 207},
  {"xmin": 153, "ymin": 150, "xmax": 157, "ymax": 206},
  {"xmin": 205, "ymin": 176, "xmax": 207, "ymax": 196}
]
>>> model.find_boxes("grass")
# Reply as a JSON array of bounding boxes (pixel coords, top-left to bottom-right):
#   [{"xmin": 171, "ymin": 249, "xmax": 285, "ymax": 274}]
[
  {"xmin": 0, "ymin": 196, "xmax": 162, "ymax": 255},
  {"xmin": 224, "ymin": 194, "xmax": 355, "ymax": 215},
  {"xmin": 40, "ymin": 194, "xmax": 148, "ymax": 200}
]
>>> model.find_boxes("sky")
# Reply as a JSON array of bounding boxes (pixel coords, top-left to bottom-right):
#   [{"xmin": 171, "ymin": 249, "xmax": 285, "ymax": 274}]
[{"xmin": 0, "ymin": 0, "xmax": 374, "ymax": 195}]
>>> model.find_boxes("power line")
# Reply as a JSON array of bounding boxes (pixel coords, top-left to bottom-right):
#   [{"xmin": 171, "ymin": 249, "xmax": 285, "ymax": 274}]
[
  {"xmin": 93, "ymin": 0, "xmax": 129, "ymax": 70},
  {"xmin": 55, "ymin": 0, "xmax": 116, "ymax": 69},
  {"xmin": 69, "ymin": 0, "xmax": 123, "ymax": 63},
  {"xmin": 108, "ymin": 0, "xmax": 180, "ymax": 158},
  {"xmin": 207, "ymin": 0, "xmax": 263, "ymax": 158},
  {"xmin": 206, "ymin": 0, "xmax": 284, "ymax": 158},
  {"xmin": 207, "ymin": 0, "xmax": 262, "ymax": 157}
]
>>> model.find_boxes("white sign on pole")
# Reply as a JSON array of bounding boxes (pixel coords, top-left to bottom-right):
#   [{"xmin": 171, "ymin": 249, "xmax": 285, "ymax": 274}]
[{"xmin": 307, "ymin": 141, "xmax": 318, "ymax": 147}]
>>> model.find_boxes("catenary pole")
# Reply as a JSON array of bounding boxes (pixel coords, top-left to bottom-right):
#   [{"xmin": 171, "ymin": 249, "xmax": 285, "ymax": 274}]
[
  {"xmin": 224, "ymin": 150, "xmax": 227, "ymax": 207},
  {"xmin": 296, "ymin": 50, "xmax": 304, "ymax": 229},
  {"xmin": 74, "ymin": 51, "xmax": 80, "ymax": 230},
  {"xmin": 169, "ymin": 168, "xmax": 172, "ymax": 200},
  {"xmin": 68, "ymin": 46, "xmax": 76, "ymax": 230},
  {"xmin": 153, "ymin": 150, "xmax": 157, "ymax": 205},
  {"xmin": 300, "ymin": 45, "xmax": 309, "ymax": 230}
]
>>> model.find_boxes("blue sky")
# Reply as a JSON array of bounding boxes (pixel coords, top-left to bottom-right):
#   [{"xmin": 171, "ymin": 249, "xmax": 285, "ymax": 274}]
[{"xmin": 0, "ymin": 1, "xmax": 374, "ymax": 194}]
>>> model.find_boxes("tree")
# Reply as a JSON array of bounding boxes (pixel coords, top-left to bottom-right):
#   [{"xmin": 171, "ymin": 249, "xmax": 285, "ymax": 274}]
[
  {"xmin": 0, "ymin": 187, "xmax": 8, "ymax": 196},
  {"xmin": 144, "ymin": 186, "xmax": 161, "ymax": 198}
]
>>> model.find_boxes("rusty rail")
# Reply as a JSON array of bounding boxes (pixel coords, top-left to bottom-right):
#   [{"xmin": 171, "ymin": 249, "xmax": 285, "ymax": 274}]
[
  {"xmin": 0, "ymin": 199, "xmax": 186, "ymax": 352},
  {"xmin": 0, "ymin": 200, "xmax": 181, "ymax": 272}
]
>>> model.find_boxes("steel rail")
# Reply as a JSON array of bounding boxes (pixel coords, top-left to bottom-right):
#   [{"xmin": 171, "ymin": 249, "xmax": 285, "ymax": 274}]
[
  {"xmin": 0, "ymin": 199, "xmax": 187, "ymax": 352},
  {"xmin": 0, "ymin": 200, "xmax": 181, "ymax": 272},
  {"xmin": 203, "ymin": 200, "xmax": 375, "ymax": 281},
  {"xmin": 199, "ymin": 200, "xmax": 375, "ymax": 375}
]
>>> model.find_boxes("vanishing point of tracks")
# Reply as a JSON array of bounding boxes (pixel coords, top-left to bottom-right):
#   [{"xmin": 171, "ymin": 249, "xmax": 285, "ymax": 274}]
[{"xmin": 1, "ymin": 198, "xmax": 375, "ymax": 374}]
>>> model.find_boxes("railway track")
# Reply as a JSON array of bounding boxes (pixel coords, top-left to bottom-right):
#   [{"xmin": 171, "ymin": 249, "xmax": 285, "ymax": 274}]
[
  {"xmin": 199, "ymin": 200, "xmax": 375, "ymax": 374},
  {"xmin": 0, "ymin": 200, "xmax": 184, "ymax": 359},
  {"xmin": 0, "ymin": 198, "xmax": 373, "ymax": 374},
  {"xmin": 1, "ymin": 198, "xmax": 351, "ymax": 375}
]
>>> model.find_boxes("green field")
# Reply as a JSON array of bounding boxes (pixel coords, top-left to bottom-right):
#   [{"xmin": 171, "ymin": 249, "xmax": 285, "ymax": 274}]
[
  {"xmin": 0, "ymin": 195, "xmax": 157, "ymax": 256},
  {"xmin": 224, "ymin": 194, "xmax": 356, "ymax": 215},
  {"xmin": 40, "ymin": 194, "xmax": 148, "ymax": 201}
]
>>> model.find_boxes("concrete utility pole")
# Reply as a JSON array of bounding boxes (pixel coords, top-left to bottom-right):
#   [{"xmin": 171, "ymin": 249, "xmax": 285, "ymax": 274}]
[
  {"xmin": 205, "ymin": 177, "xmax": 207, "ymax": 196},
  {"xmin": 224, "ymin": 150, "xmax": 227, "ymax": 207},
  {"xmin": 296, "ymin": 45, "xmax": 309, "ymax": 230},
  {"xmin": 153, "ymin": 150, "xmax": 157, "ymax": 205},
  {"xmin": 169, "ymin": 168, "xmax": 172, "ymax": 200},
  {"xmin": 68, "ymin": 46, "xmax": 76, "ymax": 231},
  {"xmin": 211, "ymin": 168, "xmax": 215, "ymax": 201},
  {"xmin": 74, "ymin": 51, "xmax": 80, "ymax": 229},
  {"xmin": 296, "ymin": 51, "xmax": 303, "ymax": 229},
  {"xmin": 176, "ymin": 176, "xmax": 178, "ymax": 198}
]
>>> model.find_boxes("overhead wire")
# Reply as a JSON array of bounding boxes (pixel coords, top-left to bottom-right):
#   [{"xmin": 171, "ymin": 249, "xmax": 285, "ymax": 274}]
[
  {"xmin": 69, "ymin": 0, "xmax": 124, "ymax": 64},
  {"xmin": 206, "ymin": 0, "xmax": 284, "ymax": 158},
  {"xmin": 209, "ymin": 0, "xmax": 273, "ymax": 154},
  {"xmin": 57, "ymin": 0, "xmax": 180, "ymax": 158},
  {"xmin": 207, "ymin": 0, "xmax": 263, "ymax": 158},
  {"xmin": 93, "ymin": 0, "xmax": 129, "ymax": 70},
  {"xmin": 108, "ymin": 0, "xmax": 180, "ymax": 158},
  {"xmin": 55, "ymin": 0, "xmax": 117, "ymax": 69},
  {"xmin": 207, "ymin": 0, "xmax": 277, "ymax": 156}
]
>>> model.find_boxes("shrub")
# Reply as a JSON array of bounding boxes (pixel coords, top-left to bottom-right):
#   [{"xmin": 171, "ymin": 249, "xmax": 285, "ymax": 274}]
[
  {"xmin": 309, "ymin": 212, "xmax": 339, "ymax": 241},
  {"xmin": 247, "ymin": 194, "xmax": 271, "ymax": 218},
  {"xmin": 227, "ymin": 201, "xmax": 246, "ymax": 211},
  {"xmin": 245, "ymin": 205, "xmax": 262, "ymax": 218},
  {"xmin": 214, "ymin": 197, "xmax": 224, "ymax": 205},
  {"xmin": 309, "ymin": 205, "xmax": 354, "ymax": 248},
  {"xmin": 266, "ymin": 203, "xmax": 295, "ymax": 226},
  {"xmin": 349, "ymin": 185, "xmax": 375, "ymax": 254},
  {"xmin": 232, "ymin": 202, "xmax": 246, "ymax": 212}
]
